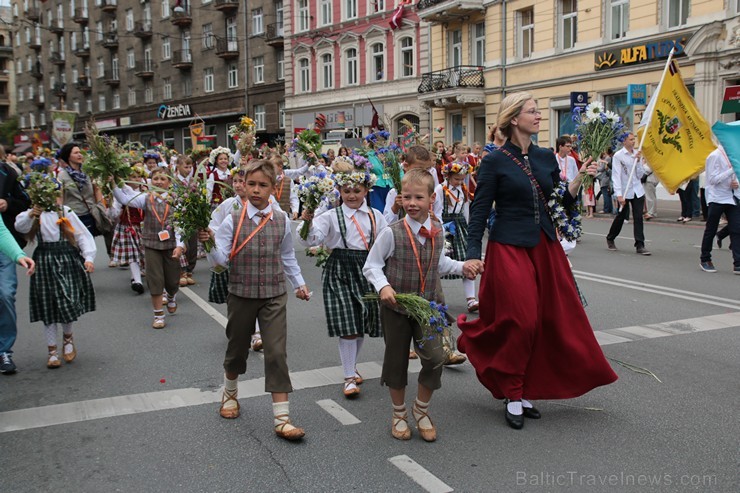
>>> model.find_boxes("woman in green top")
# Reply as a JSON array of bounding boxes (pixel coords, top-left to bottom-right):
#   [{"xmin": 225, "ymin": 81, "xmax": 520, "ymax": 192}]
[{"xmin": 0, "ymin": 219, "xmax": 35, "ymax": 275}]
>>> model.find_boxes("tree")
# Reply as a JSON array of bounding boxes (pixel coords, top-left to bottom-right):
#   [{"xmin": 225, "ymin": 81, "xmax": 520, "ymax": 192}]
[{"xmin": 0, "ymin": 116, "xmax": 19, "ymax": 148}]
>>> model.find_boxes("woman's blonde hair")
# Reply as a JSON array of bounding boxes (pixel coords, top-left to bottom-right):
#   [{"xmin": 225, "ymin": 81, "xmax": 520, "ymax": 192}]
[{"xmin": 497, "ymin": 92, "xmax": 535, "ymax": 139}]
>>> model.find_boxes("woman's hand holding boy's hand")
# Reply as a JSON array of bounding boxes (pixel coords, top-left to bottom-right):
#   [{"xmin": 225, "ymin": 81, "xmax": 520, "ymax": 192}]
[
  {"xmin": 463, "ymin": 259, "xmax": 484, "ymax": 279},
  {"xmin": 379, "ymin": 285, "xmax": 397, "ymax": 307}
]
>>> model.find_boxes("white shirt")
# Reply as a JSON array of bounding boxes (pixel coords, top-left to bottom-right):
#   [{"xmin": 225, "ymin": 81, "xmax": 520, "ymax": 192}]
[
  {"xmin": 611, "ymin": 147, "xmax": 645, "ymax": 199},
  {"xmin": 434, "ymin": 182, "xmax": 469, "ymax": 222},
  {"xmin": 362, "ymin": 215, "xmax": 464, "ymax": 293},
  {"xmin": 555, "ymin": 154, "xmax": 579, "ymax": 182},
  {"xmin": 112, "ymin": 186, "xmax": 185, "ymax": 248},
  {"xmin": 15, "ymin": 206, "xmax": 97, "ymax": 263},
  {"xmin": 383, "ymin": 167, "xmax": 441, "ymax": 223},
  {"xmin": 275, "ymin": 173, "xmax": 300, "ymax": 214},
  {"xmin": 206, "ymin": 201, "xmax": 305, "ymax": 290},
  {"xmin": 206, "ymin": 168, "xmax": 232, "ymax": 201},
  {"xmin": 209, "ymin": 196, "xmax": 284, "ymax": 232},
  {"xmin": 705, "ymin": 147, "xmax": 740, "ymax": 205},
  {"xmin": 299, "ymin": 203, "xmax": 388, "ymax": 250}
]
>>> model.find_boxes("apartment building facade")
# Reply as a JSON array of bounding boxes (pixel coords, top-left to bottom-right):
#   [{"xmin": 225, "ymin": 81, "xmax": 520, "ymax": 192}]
[
  {"xmin": 0, "ymin": 6, "xmax": 14, "ymax": 125},
  {"xmin": 284, "ymin": 0, "xmax": 429, "ymax": 143},
  {"xmin": 11, "ymin": 0, "xmax": 285, "ymax": 151},
  {"xmin": 418, "ymin": 0, "xmax": 739, "ymax": 148}
]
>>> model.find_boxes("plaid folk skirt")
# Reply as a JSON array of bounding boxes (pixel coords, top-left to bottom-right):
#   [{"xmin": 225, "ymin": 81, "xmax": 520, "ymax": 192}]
[
  {"xmin": 322, "ymin": 249, "xmax": 381, "ymax": 338},
  {"xmin": 111, "ymin": 222, "xmax": 145, "ymax": 266},
  {"xmin": 30, "ymin": 241, "xmax": 96, "ymax": 325},
  {"xmin": 442, "ymin": 212, "xmax": 468, "ymax": 280},
  {"xmin": 208, "ymin": 270, "xmax": 229, "ymax": 304}
]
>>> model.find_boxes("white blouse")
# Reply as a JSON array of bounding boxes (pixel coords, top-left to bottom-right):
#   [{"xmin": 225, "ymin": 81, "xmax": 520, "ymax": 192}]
[
  {"xmin": 434, "ymin": 183, "xmax": 470, "ymax": 222},
  {"xmin": 298, "ymin": 203, "xmax": 388, "ymax": 250},
  {"xmin": 15, "ymin": 206, "xmax": 97, "ymax": 263}
]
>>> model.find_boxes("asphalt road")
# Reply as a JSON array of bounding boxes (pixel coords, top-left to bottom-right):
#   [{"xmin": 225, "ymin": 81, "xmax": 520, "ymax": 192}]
[{"xmin": 1, "ymin": 213, "xmax": 738, "ymax": 493}]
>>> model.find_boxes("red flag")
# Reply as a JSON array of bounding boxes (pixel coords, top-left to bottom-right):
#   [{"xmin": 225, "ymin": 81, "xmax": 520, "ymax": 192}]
[
  {"xmin": 367, "ymin": 98, "xmax": 383, "ymax": 131},
  {"xmin": 389, "ymin": 5, "xmax": 404, "ymax": 30}
]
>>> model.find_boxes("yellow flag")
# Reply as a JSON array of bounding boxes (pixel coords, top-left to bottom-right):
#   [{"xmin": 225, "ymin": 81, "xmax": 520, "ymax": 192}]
[{"xmin": 637, "ymin": 59, "xmax": 716, "ymax": 193}]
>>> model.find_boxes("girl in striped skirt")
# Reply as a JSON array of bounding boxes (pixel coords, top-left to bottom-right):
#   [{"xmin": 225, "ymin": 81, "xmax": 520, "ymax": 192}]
[
  {"xmin": 433, "ymin": 161, "xmax": 479, "ymax": 312},
  {"xmin": 298, "ymin": 157, "xmax": 388, "ymax": 398},
  {"xmin": 15, "ymin": 202, "xmax": 96, "ymax": 369},
  {"xmin": 110, "ymin": 164, "xmax": 147, "ymax": 294}
]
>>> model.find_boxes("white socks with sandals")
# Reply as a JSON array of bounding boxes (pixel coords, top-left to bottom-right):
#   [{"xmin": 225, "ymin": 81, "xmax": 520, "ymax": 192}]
[
  {"xmin": 412, "ymin": 398, "xmax": 433, "ymax": 430},
  {"xmin": 392, "ymin": 403, "xmax": 409, "ymax": 434}
]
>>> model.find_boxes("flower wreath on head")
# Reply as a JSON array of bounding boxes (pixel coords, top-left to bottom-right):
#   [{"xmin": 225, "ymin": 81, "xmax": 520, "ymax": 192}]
[
  {"xmin": 31, "ymin": 157, "xmax": 53, "ymax": 171},
  {"xmin": 333, "ymin": 169, "xmax": 377, "ymax": 189},
  {"xmin": 442, "ymin": 161, "xmax": 470, "ymax": 177},
  {"xmin": 208, "ymin": 146, "xmax": 233, "ymax": 166},
  {"xmin": 143, "ymin": 152, "xmax": 161, "ymax": 162}
]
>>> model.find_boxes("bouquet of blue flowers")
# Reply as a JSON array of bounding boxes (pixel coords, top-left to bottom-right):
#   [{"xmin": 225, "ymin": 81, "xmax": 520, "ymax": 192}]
[
  {"xmin": 360, "ymin": 130, "xmax": 403, "ymax": 192},
  {"xmin": 573, "ymin": 102, "xmax": 629, "ymax": 192},
  {"xmin": 363, "ymin": 293, "xmax": 450, "ymax": 347},
  {"xmin": 290, "ymin": 129, "xmax": 323, "ymax": 166},
  {"xmin": 296, "ymin": 166, "xmax": 340, "ymax": 240},
  {"xmin": 548, "ymin": 181, "xmax": 582, "ymax": 242},
  {"xmin": 20, "ymin": 160, "xmax": 62, "ymax": 212}
]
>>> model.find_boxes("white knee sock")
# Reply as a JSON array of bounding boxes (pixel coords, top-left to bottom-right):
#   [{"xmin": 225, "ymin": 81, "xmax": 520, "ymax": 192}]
[
  {"xmin": 463, "ymin": 278, "xmax": 476, "ymax": 299},
  {"xmin": 254, "ymin": 320, "xmax": 261, "ymax": 335},
  {"xmin": 338, "ymin": 338, "xmax": 358, "ymax": 379},
  {"xmin": 355, "ymin": 337, "xmax": 364, "ymax": 360},
  {"xmin": 44, "ymin": 324, "xmax": 58, "ymax": 347},
  {"xmin": 61, "ymin": 323, "xmax": 73, "ymax": 336},
  {"xmin": 129, "ymin": 261, "xmax": 142, "ymax": 284}
]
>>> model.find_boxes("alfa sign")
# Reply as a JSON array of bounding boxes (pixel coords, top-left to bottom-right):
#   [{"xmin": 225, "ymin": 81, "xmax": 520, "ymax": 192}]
[
  {"xmin": 157, "ymin": 103, "xmax": 192, "ymax": 119},
  {"xmin": 594, "ymin": 36, "xmax": 689, "ymax": 71}
]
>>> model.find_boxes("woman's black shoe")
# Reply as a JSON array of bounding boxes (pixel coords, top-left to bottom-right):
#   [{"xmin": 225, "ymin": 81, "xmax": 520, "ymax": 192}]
[
  {"xmin": 523, "ymin": 406, "xmax": 541, "ymax": 419},
  {"xmin": 131, "ymin": 281, "xmax": 145, "ymax": 294}
]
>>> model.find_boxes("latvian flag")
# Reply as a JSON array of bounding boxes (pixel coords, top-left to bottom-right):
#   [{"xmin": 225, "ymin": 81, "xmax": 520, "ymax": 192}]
[{"xmin": 390, "ymin": 3, "xmax": 406, "ymax": 30}]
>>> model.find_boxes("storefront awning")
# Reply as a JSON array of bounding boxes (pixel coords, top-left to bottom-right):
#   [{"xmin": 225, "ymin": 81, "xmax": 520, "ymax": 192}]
[{"xmin": 11, "ymin": 143, "xmax": 31, "ymax": 154}]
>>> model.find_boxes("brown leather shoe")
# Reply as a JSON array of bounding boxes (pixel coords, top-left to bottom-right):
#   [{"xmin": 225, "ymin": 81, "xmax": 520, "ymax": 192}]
[
  {"xmin": 47, "ymin": 346, "xmax": 61, "ymax": 369},
  {"xmin": 166, "ymin": 300, "xmax": 177, "ymax": 314},
  {"xmin": 62, "ymin": 336, "xmax": 76, "ymax": 363},
  {"xmin": 443, "ymin": 352, "xmax": 467, "ymax": 366},
  {"xmin": 274, "ymin": 414, "xmax": 305, "ymax": 441},
  {"xmin": 391, "ymin": 411, "xmax": 412, "ymax": 440},
  {"xmin": 219, "ymin": 388, "xmax": 240, "ymax": 419},
  {"xmin": 413, "ymin": 404, "xmax": 437, "ymax": 442},
  {"xmin": 343, "ymin": 378, "xmax": 360, "ymax": 398},
  {"xmin": 353, "ymin": 371, "xmax": 363, "ymax": 385}
]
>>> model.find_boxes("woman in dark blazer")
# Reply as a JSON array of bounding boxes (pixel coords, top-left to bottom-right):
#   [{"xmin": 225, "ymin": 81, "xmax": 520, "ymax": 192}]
[{"xmin": 458, "ymin": 92, "xmax": 617, "ymax": 430}]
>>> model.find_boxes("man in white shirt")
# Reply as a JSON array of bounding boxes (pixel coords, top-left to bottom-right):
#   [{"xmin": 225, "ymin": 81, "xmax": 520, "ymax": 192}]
[
  {"xmin": 606, "ymin": 133, "xmax": 651, "ymax": 255},
  {"xmin": 555, "ymin": 136, "xmax": 579, "ymax": 182},
  {"xmin": 699, "ymin": 146, "xmax": 740, "ymax": 273}
]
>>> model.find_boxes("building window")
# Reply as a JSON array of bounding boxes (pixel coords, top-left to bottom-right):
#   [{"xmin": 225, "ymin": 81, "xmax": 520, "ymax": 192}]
[
  {"xmin": 26, "ymin": 56, "xmax": 32, "ymax": 72},
  {"xmin": 252, "ymin": 8, "xmax": 264, "ymax": 34},
  {"xmin": 344, "ymin": 0, "xmax": 357, "ymax": 20},
  {"xmin": 182, "ymin": 73, "xmax": 192, "ymax": 97},
  {"xmin": 96, "ymin": 21, "xmax": 104, "ymax": 41},
  {"xmin": 253, "ymin": 56, "xmax": 264, "ymax": 83},
  {"xmin": 345, "ymin": 48, "xmax": 358, "ymax": 86},
  {"xmin": 144, "ymin": 83, "xmax": 154, "ymax": 103},
  {"xmin": 163, "ymin": 78, "xmax": 172, "ymax": 100},
  {"xmin": 278, "ymin": 101, "xmax": 285, "ymax": 129},
  {"xmin": 113, "ymin": 90, "xmax": 120, "ymax": 109},
  {"xmin": 19, "ymin": 116, "xmax": 25, "ymax": 129},
  {"xmin": 126, "ymin": 9, "xmax": 134, "ymax": 31},
  {"xmin": 371, "ymin": 43, "xmax": 384, "ymax": 82},
  {"xmin": 97, "ymin": 57, "xmax": 104, "ymax": 78},
  {"xmin": 297, "ymin": 0, "xmax": 309, "ymax": 32},
  {"xmin": 518, "ymin": 8, "xmax": 534, "ymax": 59},
  {"xmin": 321, "ymin": 53, "xmax": 334, "ymax": 89},
  {"xmin": 128, "ymin": 86, "xmax": 136, "ymax": 106},
  {"xmin": 127, "ymin": 49, "xmax": 135, "ymax": 69},
  {"xmin": 99, "ymin": 95, "xmax": 106, "ymax": 112},
  {"xmin": 298, "ymin": 57, "xmax": 310, "ymax": 92},
  {"xmin": 473, "ymin": 22, "xmax": 485, "ymax": 66},
  {"xmin": 203, "ymin": 24, "xmax": 214, "ymax": 49},
  {"xmin": 667, "ymin": 0, "xmax": 689, "ymax": 28},
  {"xmin": 372, "ymin": 0, "xmax": 385, "ymax": 13},
  {"xmin": 87, "ymin": 99, "xmax": 93, "ymax": 113},
  {"xmin": 254, "ymin": 104, "xmax": 266, "ymax": 130},
  {"xmin": 275, "ymin": 1, "xmax": 284, "ymax": 35},
  {"xmin": 400, "ymin": 37, "xmax": 414, "ymax": 77},
  {"xmin": 40, "ymin": 112, "xmax": 46, "ymax": 126},
  {"xmin": 608, "ymin": 0, "xmax": 629, "ymax": 40},
  {"xmin": 605, "ymin": 92, "xmax": 632, "ymax": 131},
  {"xmin": 228, "ymin": 63, "xmax": 238, "ymax": 88},
  {"xmin": 560, "ymin": 0, "xmax": 577, "ymax": 50},
  {"xmin": 320, "ymin": 0, "xmax": 332, "ymax": 25},
  {"xmin": 18, "ymin": 87, "xmax": 23, "ymax": 102},
  {"xmin": 29, "ymin": 114, "xmax": 36, "ymax": 128},
  {"xmin": 161, "ymin": 0, "xmax": 170, "ymax": 18},
  {"xmin": 449, "ymin": 29, "xmax": 462, "ymax": 67},
  {"xmin": 277, "ymin": 50, "xmax": 285, "ymax": 80},
  {"xmin": 204, "ymin": 67, "xmax": 214, "ymax": 93},
  {"xmin": 162, "ymin": 37, "xmax": 171, "ymax": 59}
]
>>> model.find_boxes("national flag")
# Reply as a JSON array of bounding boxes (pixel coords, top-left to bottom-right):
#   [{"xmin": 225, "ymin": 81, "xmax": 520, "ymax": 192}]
[
  {"xmin": 637, "ymin": 58, "xmax": 716, "ymax": 193},
  {"xmin": 368, "ymin": 98, "xmax": 383, "ymax": 131},
  {"xmin": 401, "ymin": 128, "xmax": 415, "ymax": 151},
  {"xmin": 389, "ymin": 4, "xmax": 405, "ymax": 30},
  {"xmin": 712, "ymin": 121, "xmax": 740, "ymax": 179}
]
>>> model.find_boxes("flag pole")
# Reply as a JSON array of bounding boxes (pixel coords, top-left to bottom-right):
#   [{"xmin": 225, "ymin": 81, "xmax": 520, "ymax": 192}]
[{"xmin": 621, "ymin": 47, "xmax": 677, "ymax": 205}]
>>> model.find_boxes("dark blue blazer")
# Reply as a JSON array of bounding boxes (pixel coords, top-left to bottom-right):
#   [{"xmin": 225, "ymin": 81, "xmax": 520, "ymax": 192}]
[{"xmin": 466, "ymin": 141, "xmax": 576, "ymax": 259}]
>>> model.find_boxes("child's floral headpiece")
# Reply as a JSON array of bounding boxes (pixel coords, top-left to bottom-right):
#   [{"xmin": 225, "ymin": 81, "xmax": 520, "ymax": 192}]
[
  {"xmin": 30, "ymin": 157, "xmax": 53, "ymax": 171},
  {"xmin": 334, "ymin": 169, "xmax": 377, "ymax": 188},
  {"xmin": 143, "ymin": 152, "xmax": 160, "ymax": 162},
  {"xmin": 208, "ymin": 146, "xmax": 233, "ymax": 166},
  {"xmin": 442, "ymin": 161, "xmax": 470, "ymax": 177}
]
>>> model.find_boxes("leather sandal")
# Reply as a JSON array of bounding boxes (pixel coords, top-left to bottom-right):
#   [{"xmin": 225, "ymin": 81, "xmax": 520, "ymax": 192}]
[
  {"xmin": 353, "ymin": 370, "xmax": 363, "ymax": 385},
  {"xmin": 219, "ymin": 388, "xmax": 240, "ymax": 419},
  {"xmin": 166, "ymin": 299, "xmax": 177, "ymax": 314},
  {"xmin": 412, "ymin": 403, "xmax": 437, "ymax": 442},
  {"xmin": 47, "ymin": 346, "xmax": 61, "ymax": 369},
  {"xmin": 62, "ymin": 335, "xmax": 76, "ymax": 363},
  {"xmin": 467, "ymin": 298, "xmax": 479, "ymax": 313},
  {"xmin": 392, "ymin": 410, "xmax": 412, "ymax": 440},
  {"xmin": 343, "ymin": 378, "xmax": 360, "ymax": 398},
  {"xmin": 274, "ymin": 414, "xmax": 305, "ymax": 441}
]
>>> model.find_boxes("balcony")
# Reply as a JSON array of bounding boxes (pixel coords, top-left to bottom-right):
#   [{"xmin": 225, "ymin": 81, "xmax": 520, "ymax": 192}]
[
  {"xmin": 76, "ymin": 77, "xmax": 92, "ymax": 93},
  {"xmin": 100, "ymin": 0, "xmax": 117, "ymax": 13},
  {"xmin": 172, "ymin": 49, "xmax": 193, "ymax": 69},
  {"xmin": 102, "ymin": 32, "xmax": 119, "ymax": 49},
  {"xmin": 214, "ymin": 0, "xmax": 239, "ymax": 13},
  {"xmin": 417, "ymin": 65, "xmax": 485, "ymax": 109},
  {"xmin": 24, "ymin": 8, "xmax": 40, "ymax": 22},
  {"xmin": 31, "ymin": 67, "xmax": 43, "ymax": 79},
  {"xmin": 171, "ymin": 8, "xmax": 192, "ymax": 27},
  {"xmin": 74, "ymin": 45, "xmax": 91, "ymax": 58},
  {"xmin": 33, "ymin": 94, "xmax": 45, "ymax": 107},
  {"xmin": 416, "ymin": 0, "xmax": 484, "ymax": 23},
  {"xmin": 216, "ymin": 37, "xmax": 239, "ymax": 59},
  {"xmin": 73, "ymin": 8, "xmax": 89, "ymax": 24},
  {"xmin": 29, "ymin": 39, "xmax": 42, "ymax": 51},
  {"xmin": 49, "ymin": 22, "xmax": 65, "ymax": 34},
  {"xmin": 134, "ymin": 60, "xmax": 154, "ymax": 78},
  {"xmin": 52, "ymin": 83, "xmax": 67, "ymax": 97},
  {"xmin": 265, "ymin": 23, "xmax": 284, "ymax": 46},
  {"xmin": 134, "ymin": 20, "xmax": 153, "ymax": 38},
  {"xmin": 50, "ymin": 52, "xmax": 66, "ymax": 65},
  {"xmin": 103, "ymin": 71, "xmax": 120, "ymax": 86}
]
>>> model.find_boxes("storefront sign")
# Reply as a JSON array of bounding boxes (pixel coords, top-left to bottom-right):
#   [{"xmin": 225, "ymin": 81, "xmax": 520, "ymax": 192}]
[
  {"xmin": 594, "ymin": 36, "xmax": 689, "ymax": 71},
  {"xmin": 96, "ymin": 119, "xmax": 118, "ymax": 130},
  {"xmin": 627, "ymin": 84, "xmax": 647, "ymax": 105},
  {"xmin": 570, "ymin": 92, "xmax": 589, "ymax": 111},
  {"xmin": 721, "ymin": 85, "xmax": 740, "ymax": 114},
  {"xmin": 157, "ymin": 103, "xmax": 192, "ymax": 120}
]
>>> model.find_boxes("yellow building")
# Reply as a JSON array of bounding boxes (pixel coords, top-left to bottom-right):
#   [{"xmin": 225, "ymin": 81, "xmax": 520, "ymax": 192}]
[{"xmin": 417, "ymin": 0, "xmax": 739, "ymax": 148}]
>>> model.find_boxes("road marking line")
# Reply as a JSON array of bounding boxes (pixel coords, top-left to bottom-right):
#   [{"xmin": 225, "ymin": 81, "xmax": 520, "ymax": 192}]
[
  {"xmin": 595, "ymin": 311, "xmax": 740, "ymax": 345},
  {"xmin": 388, "ymin": 455, "xmax": 454, "ymax": 493},
  {"xmin": 316, "ymin": 399, "xmax": 361, "ymax": 425}
]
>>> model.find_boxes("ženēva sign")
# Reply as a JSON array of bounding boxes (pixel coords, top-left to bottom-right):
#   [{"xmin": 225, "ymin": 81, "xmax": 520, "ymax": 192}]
[{"xmin": 157, "ymin": 104, "xmax": 192, "ymax": 119}]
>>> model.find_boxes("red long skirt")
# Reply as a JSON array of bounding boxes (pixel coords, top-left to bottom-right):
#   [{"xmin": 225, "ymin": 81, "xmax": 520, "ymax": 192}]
[{"xmin": 457, "ymin": 233, "xmax": 618, "ymax": 400}]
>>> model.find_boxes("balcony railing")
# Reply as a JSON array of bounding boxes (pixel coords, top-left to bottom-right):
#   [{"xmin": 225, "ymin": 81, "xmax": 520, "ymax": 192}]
[
  {"xmin": 102, "ymin": 32, "xmax": 119, "ymax": 48},
  {"xmin": 31, "ymin": 67, "xmax": 43, "ymax": 79},
  {"xmin": 52, "ymin": 83, "xmax": 67, "ymax": 97},
  {"xmin": 100, "ymin": 0, "xmax": 117, "ymax": 13},
  {"xmin": 172, "ymin": 49, "xmax": 193, "ymax": 69},
  {"xmin": 33, "ymin": 94, "xmax": 45, "ymax": 106},
  {"xmin": 24, "ymin": 8, "xmax": 40, "ymax": 21},
  {"xmin": 50, "ymin": 52, "xmax": 66, "ymax": 65},
  {"xmin": 216, "ymin": 37, "xmax": 239, "ymax": 59},
  {"xmin": 134, "ymin": 60, "xmax": 155, "ymax": 77},
  {"xmin": 265, "ymin": 23, "xmax": 284, "ymax": 45},
  {"xmin": 171, "ymin": 8, "xmax": 192, "ymax": 27},
  {"xmin": 73, "ymin": 8, "xmax": 89, "ymax": 23},
  {"xmin": 134, "ymin": 20, "xmax": 153, "ymax": 38},
  {"xmin": 49, "ymin": 22, "xmax": 65, "ymax": 34},
  {"xmin": 418, "ymin": 66, "xmax": 484, "ymax": 93},
  {"xmin": 416, "ymin": 0, "xmax": 485, "ymax": 23},
  {"xmin": 103, "ymin": 70, "xmax": 120, "ymax": 85},
  {"xmin": 74, "ymin": 45, "xmax": 91, "ymax": 57},
  {"xmin": 214, "ymin": 0, "xmax": 239, "ymax": 12},
  {"xmin": 29, "ymin": 38, "xmax": 42, "ymax": 50},
  {"xmin": 76, "ymin": 77, "xmax": 92, "ymax": 92}
]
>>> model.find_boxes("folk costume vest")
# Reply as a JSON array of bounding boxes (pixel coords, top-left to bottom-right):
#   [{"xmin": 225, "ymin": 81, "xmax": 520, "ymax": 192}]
[
  {"xmin": 274, "ymin": 174, "xmax": 292, "ymax": 214},
  {"xmin": 384, "ymin": 219, "xmax": 443, "ymax": 304},
  {"xmin": 141, "ymin": 195, "xmax": 176, "ymax": 250}
]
